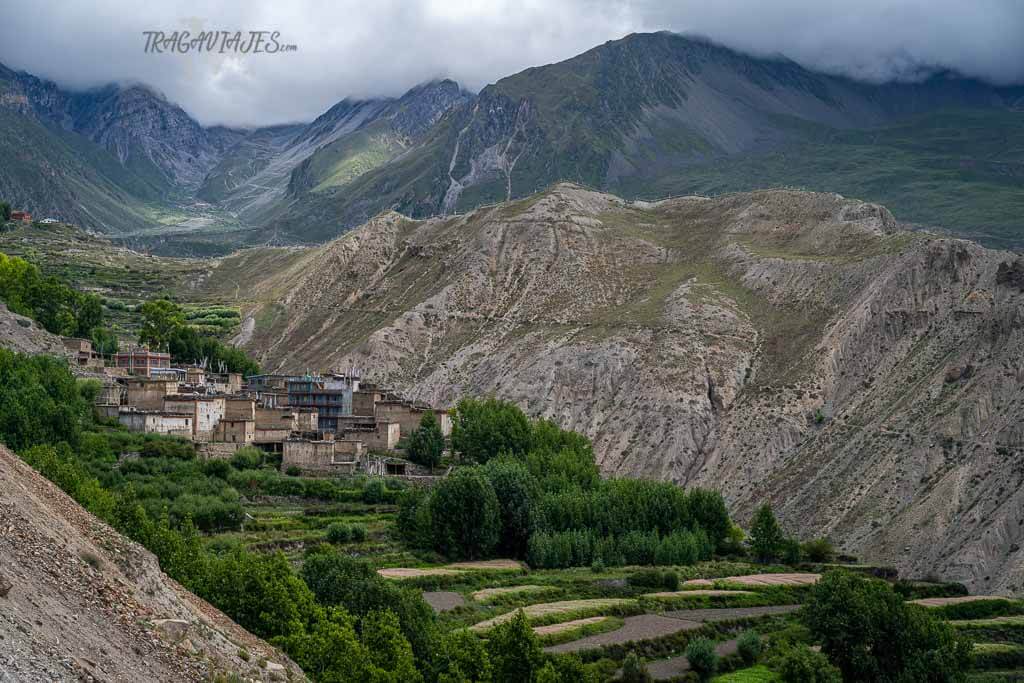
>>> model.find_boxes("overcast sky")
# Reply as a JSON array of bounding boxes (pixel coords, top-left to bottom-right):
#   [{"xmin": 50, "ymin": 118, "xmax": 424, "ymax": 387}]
[{"xmin": 2, "ymin": 0, "xmax": 1022, "ymax": 128}]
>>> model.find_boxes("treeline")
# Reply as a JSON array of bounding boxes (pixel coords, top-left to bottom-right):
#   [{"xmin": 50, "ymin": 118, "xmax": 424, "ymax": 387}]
[
  {"xmin": 139, "ymin": 299, "xmax": 259, "ymax": 375},
  {"xmin": 398, "ymin": 397, "xmax": 732, "ymax": 567},
  {"xmin": 0, "ymin": 252, "xmax": 259, "ymax": 375},
  {"xmin": 0, "ymin": 252, "xmax": 103, "ymax": 338}
]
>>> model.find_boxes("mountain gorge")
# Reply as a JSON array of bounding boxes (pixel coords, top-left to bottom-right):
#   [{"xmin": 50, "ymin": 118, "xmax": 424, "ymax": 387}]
[{"xmin": 209, "ymin": 183, "xmax": 1024, "ymax": 593}]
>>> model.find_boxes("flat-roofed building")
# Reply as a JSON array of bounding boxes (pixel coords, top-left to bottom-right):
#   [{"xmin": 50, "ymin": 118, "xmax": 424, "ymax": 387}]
[
  {"xmin": 114, "ymin": 347, "xmax": 171, "ymax": 376},
  {"xmin": 287, "ymin": 374, "xmax": 359, "ymax": 433}
]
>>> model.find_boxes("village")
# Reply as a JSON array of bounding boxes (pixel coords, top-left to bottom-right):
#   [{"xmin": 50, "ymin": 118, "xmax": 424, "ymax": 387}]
[{"xmin": 65, "ymin": 337, "xmax": 451, "ymax": 478}]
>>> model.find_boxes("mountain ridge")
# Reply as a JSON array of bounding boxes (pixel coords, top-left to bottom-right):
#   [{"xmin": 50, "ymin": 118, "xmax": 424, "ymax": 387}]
[{"xmin": 209, "ymin": 183, "xmax": 1024, "ymax": 594}]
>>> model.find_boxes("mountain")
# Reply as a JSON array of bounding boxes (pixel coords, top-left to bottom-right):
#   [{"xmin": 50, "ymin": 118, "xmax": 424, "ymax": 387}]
[
  {"xmin": 211, "ymin": 183, "xmax": 1024, "ymax": 594},
  {"xmin": 272, "ymin": 32, "xmax": 1024, "ymax": 247},
  {"xmin": 1, "ymin": 32, "xmax": 1022, "ymax": 250},
  {"xmin": 198, "ymin": 79, "xmax": 470, "ymax": 226},
  {"xmin": 0, "ymin": 443, "xmax": 305, "ymax": 681}
]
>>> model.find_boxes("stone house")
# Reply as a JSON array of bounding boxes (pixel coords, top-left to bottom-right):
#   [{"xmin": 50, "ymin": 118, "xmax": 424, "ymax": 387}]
[
  {"xmin": 224, "ymin": 397, "xmax": 256, "ymax": 420},
  {"xmin": 62, "ymin": 337, "xmax": 103, "ymax": 368},
  {"xmin": 163, "ymin": 395, "xmax": 226, "ymax": 438},
  {"xmin": 213, "ymin": 418, "xmax": 255, "ymax": 444},
  {"xmin": 118, "ymin": 408, "xmax": 192, "ymax": 437},
  {"xmin": 126, "ymin": 378, "xmax": 179, "ymax": 410},
  {"xmin": 282, "ymin": 438, "xmax": 356, "ymax": 476},
  {"xmin": 374, "ymin": 400, "xmax": 452, "ymax": 438}
]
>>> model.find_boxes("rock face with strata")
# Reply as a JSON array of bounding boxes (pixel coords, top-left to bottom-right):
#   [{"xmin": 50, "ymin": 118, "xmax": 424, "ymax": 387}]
[
  {"xmin": 0, "ymin": 445, "xmax": 305, "ymax": 682},
  {"xmin": 224, "ymin": 183, "xmax": 1024, "ymax": 594}
]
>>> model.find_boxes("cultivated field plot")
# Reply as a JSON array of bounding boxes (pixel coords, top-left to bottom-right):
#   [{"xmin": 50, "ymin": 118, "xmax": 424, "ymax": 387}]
[
  {"xmin": 533, "ymin": 616, "xmax": 612, "ymax": 637},
  {"xmin": 909, "ymin": 595, "xmax": 1009, "ymax": 607},
  {"xmin": 422, "ymin": 591, "xmax": 466, "ymax": 613},
  {"xmin": 544, "ymin": 614, "xmax": 701, "ymax": 653},
  {"xmin": 685, "ymin": 573, "xmax": 821, "ymax": 587},
  {"xmin": 644, "ymin": 589, "xmax": 754, "ymax": 598},
  {"xmin": 378, "ymin": 558, "xmax": 524, "ymax": 579},
  {"xmin": 470, "ymin": 598, "xmax": 635, "ymax": 632},
  {"xmin": 472, "ymin": 585, "xmax": 557, "ymax": 602}
]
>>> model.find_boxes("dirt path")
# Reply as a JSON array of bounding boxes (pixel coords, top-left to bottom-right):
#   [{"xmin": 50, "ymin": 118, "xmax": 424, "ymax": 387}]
[
  {"xmin": 422, "ymin": 591, "xmax": 466, "ymax": 613},
  {"xmin": 661, "ymin": 605, "xmax": 801, "ymax": 622},
  {"xmin": 544, "ymin": 614, "xmax": 701, "ymax": 654},
  {"xmin": 645, "ymin": 639, "xmax": 739, "ymax": 680}
]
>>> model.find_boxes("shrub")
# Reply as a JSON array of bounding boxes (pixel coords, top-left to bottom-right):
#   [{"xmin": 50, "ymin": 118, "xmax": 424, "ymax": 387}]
[
  {"xmin": 685, "ymin": 637, "xmax": 718, "ymax": 680},
  {"xmin": 285, "ymin": 465, "xmax": 302, "ymax": 477},
  {"xmin": 737, "ymin": 630, "xmax": 762, "ymax": 665},
  {"xmin": 800, "ymin": 537, "xmax": 835, "ymax": 563},
  {"xmin": 362, "ymin": 478, "xmax": 386, "ymax": 504},
  {"xmin": 629, "ymin": 569, "xmax": 679, "ymax": 592},
  {"xmin": 621, "ymin": 650, "xmax": 652, "ymax": 683},
  {"xmin": 591, "ymin": 558, "xmax": 606, "ymax": 573},
  {"xmin": 230, "ymin": 446, "xmax": 263, "ymax": 470},
  {"xmin": 350, "ymin": 524, "xmax": 368, "ymax": 542},
  {"xmin": 326, "ymin": 522, "xmax": 352, "ymax": 544},
  {"xmin": 774, "ymin": 643, "xmax": 842, "ymax": 683}
]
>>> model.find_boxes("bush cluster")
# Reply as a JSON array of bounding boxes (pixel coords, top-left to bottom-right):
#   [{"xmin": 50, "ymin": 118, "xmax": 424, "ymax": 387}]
[{"xmin": 399, "ymin": 399, "xmax": 732, "ymax": 565}]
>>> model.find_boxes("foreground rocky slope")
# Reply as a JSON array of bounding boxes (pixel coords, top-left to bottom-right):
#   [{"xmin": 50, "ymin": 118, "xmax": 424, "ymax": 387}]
[
  {"xmin": 0, "ymin": 445, "xmax": 304, "ymax": 682},
  {"xmin": 221, "ymin": 184, "xmax": 1024, "ymax": 594}
]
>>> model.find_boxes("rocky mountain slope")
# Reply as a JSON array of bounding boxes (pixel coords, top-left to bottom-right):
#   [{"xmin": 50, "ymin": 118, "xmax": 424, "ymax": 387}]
[
  {"xmin": 0, "ymin": 444, "xmax": 305, "ymax": 682},
  {"xmin": 199, "ymin": 79, "xmax": 470, "ymax": 226},
  {"xmin": 219, "ymin": 183, "xmax": 1024, "ymax": 594},
  {"xmin": 273, "ymin": 32, "xmax": 1024, "ymax": 246}
]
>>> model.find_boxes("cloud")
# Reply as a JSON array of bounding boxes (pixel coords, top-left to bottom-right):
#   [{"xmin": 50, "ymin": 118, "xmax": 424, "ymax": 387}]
[{"xmin": 1, "ymin": 0, "xmax": 1021, "ymax": 127}]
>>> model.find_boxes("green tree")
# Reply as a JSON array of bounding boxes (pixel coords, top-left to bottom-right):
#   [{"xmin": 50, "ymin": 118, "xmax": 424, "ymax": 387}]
[
  {"xmin": 434, "ymin": 629, "xmax": 492, "ymax": 682},
  {"xmin": 407, "ymin": 410, "xmax": 445, "ymax": 469},
  {"xmin": 749, "ymin": 503, "xmax": 784, "ymax": 563},
  {"xmin": 274, "ymin": 608, "xmax": 369, "ymax": 682},
  {"xmin": 486, "ymin": 610, "xmax": 543, "ymax": 683},
  {"xmin": 90, "ymin": 326, "xmax": 119, "ymax": 357},
  {"xmin": 483, "ymin": 457, "xmax": 538, "ymax": 558},
  {"xmin": 138, "ymin": 299, "xmax": 185, "ymax": 350},
  {"xmin": 685, "ymin": 637, "xmax": 718, "ymax": 680},
  {"xmin": 0, "ymin": 201, "xmax": 10, "ymax": 221},
  {"xmin": 301, "ymin": 549, "xmax": 436, "ymax": 665},
  {"xmin": 199, "ymin": 549, "xmax": 317, "ymax": 639},
  {"xmin": 0, "ymin": 350, "xmax": 90, "ymax": 450},
  {"xmin": 361, "ymin": 609, "xmax": 423, "ymax": 683},
  {"xmin": 428, "ymin": 467, "xmax": 501, "ymax": 560},
  {"xmin": 450, "ymin": 397, "xmax": 531, "ymax": 463},
  {"xmin": 804, "ymin": 571, "xmax": 973, "ymax": 682}
]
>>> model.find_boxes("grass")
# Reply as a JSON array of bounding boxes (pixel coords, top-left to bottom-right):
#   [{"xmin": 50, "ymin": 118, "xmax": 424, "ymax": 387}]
[
  {"xmin": 535, "ymin": 615, "xmax": 625, "ymax": 646},
  {"xmin": 472, "ymin": 585, "xmax": 559, "ymax": 603},
  {"xmin": 469, "ymin": 598, "xmax": 639, "ymax": 632},
  {"xmin": 712, "ymin": 665, "xmax": 780, "ymax": 682},
  {"xmin": 973, "ymin": 643, "xmax": 1024, "ymax": 671}
]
